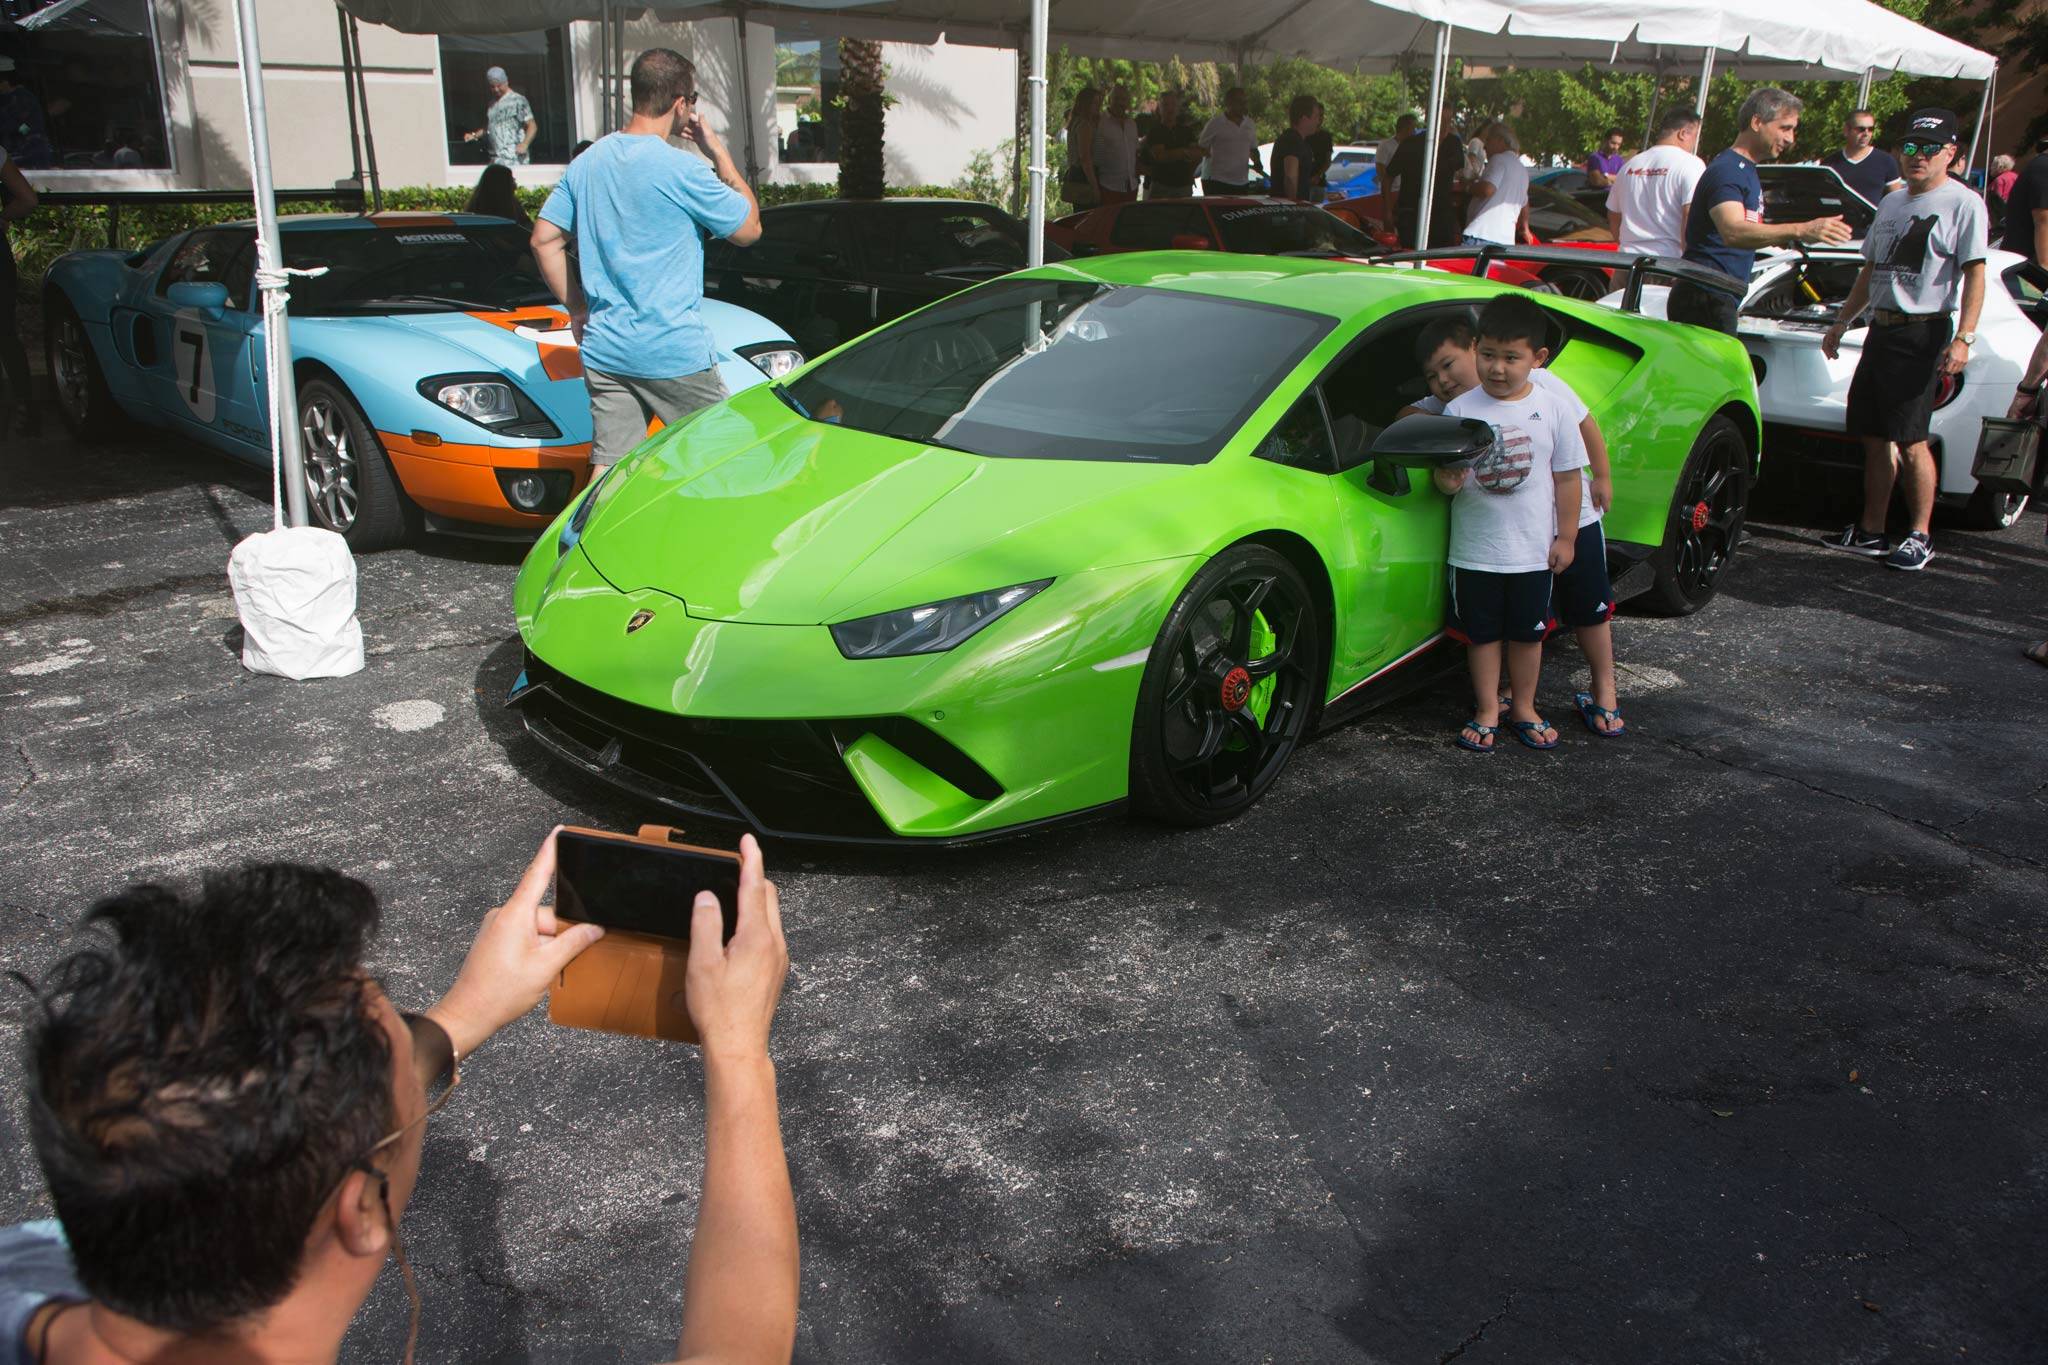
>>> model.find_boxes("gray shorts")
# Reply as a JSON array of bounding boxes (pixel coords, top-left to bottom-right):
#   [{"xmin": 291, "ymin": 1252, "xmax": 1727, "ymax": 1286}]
[{"xmin": 585, "ymin": 364, "xmax": 729, "ymax": 466}]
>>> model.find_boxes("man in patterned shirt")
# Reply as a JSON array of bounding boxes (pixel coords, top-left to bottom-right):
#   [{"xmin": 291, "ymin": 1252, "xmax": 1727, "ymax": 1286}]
[{"xmin": 463, "ymin": 66, "xmax": 536, "ymax": 166}]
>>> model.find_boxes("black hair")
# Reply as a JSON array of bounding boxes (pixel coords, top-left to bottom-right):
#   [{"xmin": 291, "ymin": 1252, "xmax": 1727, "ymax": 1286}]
[
  {"xmin": 1475, "ymin": 293, "xmax": 1549, "ymax": 350},
  {"xmin": 1415, "ymin": 315, "xmax": 1475, "ymax": 366},
  {"xmin": 1604, "ymin": 126, "xmax": 1624, "ymax": 141},
  {"xmin": 1288, "ymin": 93, "xmax": 1318, "ymax": 125},
  {"xmin": 467, "ymin": 163, "xmax": 528, "ymax": 223},
  {"xmin": 24, "ymin": 865, "xmax": 393, "ymax": 1334},
  {"xmin": 630, "ymin": 47, "xmax": 697, "ymax": 115},
  {"xmin": 1655, "ymin": 107, "xmax": 1702, "ymax": 140}
]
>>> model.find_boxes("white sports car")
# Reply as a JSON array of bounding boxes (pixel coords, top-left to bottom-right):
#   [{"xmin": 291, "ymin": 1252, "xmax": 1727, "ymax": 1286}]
[{"xmin": 1737, "ymin": 244, "xmax": 2047, "ymax": 529}]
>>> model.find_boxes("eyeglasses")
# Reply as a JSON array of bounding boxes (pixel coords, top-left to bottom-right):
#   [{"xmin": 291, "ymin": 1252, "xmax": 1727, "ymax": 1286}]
[
  {"xmin": 1899, "ymin": 141, "xmax": 1949, "ymax": 159},
  {"xmin": 1849, "ymin": 125, "xmax": 1876, "ymax": 134},
  {"xmin": 350, "ymin": 1012, "xmax": 461, "ymax": 1365}
]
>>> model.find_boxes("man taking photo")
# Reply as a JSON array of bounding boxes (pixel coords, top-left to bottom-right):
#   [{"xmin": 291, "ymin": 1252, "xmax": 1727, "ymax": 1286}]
[
  {"xmin": 1821, "ymin": 109, "xmax": 1988, "ymax": 572},
  {"xmin": 1672, "ymin": 87, "xmax": 1853, "ymax": 334},
  {"xmin": 532, "ymin": 48, "xmax": 762, "ymax": 469},
  {"xmin": 0, "ymin": 831, "xmax": 797, "ymax": 1365}
]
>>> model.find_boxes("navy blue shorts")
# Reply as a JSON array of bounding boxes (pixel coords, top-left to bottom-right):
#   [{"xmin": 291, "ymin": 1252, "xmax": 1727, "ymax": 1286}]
[
  {"xmin": 1554, "ymin": 519, "xmax": 1614, "ymax": 629},
  {"xmin": 1447, "ymin": 566, "xmax": 1553, "ymax": 645}
]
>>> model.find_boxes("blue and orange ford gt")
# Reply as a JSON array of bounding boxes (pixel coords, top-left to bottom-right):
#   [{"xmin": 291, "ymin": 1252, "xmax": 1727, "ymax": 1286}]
[{"xmin": 41, "ymin": 212, "xmax": 802, "ymax": 548}]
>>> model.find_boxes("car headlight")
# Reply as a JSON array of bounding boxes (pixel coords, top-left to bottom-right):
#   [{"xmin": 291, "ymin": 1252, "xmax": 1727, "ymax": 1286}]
[
  {"xmin": 417, "ymin": 372, "xmax": 561, "ymax": 438},
  {"xmin": 738, "ymin": 341, "xmax": 805, "ymax": 379},
  {"xmin": 830, "ymin": 580, "xmax": 1052, "ymax": 659}
]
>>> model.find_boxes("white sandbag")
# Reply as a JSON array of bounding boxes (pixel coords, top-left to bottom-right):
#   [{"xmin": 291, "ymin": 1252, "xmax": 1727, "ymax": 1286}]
[{"xmin": 227, "ymin": 526, "xmax": 365, "ymax": 680}]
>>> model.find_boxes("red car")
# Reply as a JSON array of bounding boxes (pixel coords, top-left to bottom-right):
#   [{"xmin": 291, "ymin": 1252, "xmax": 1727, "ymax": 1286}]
[
  {"xmin": 1329, "ymin": 181, "xmax": 1619, "ymax": 298},
  {"xmin": 1047, "ymin": 197, "xmax": 1549, "ymax": 290}
]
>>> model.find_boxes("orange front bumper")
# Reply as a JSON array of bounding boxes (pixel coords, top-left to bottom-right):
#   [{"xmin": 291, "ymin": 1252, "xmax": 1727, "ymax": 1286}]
[{"xmin": 380, "ymin": 430, "xmax": 593, "ymax": 529}]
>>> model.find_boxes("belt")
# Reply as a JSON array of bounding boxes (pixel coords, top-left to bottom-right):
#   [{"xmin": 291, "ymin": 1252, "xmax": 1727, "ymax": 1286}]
[{"xmin": 1868, "ymin": 308, "xmax": 1942, "ymax": 327}]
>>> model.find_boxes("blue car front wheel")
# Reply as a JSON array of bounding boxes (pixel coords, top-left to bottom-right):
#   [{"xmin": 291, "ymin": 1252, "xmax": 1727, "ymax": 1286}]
[{"xmin": 298, "ymin": 377, "xmax": 416, "ymax": 551}]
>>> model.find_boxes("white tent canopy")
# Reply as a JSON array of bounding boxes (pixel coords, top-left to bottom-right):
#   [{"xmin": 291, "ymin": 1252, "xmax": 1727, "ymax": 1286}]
[{"xmin": 338, "ymin": 0, "xmax": 1994, "ymax": 79}]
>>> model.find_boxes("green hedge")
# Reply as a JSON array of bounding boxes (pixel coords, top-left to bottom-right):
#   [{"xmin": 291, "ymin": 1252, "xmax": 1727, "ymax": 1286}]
[{"xmin": 10, "ymin": 180, "xmax": 962, "ymax": 295}]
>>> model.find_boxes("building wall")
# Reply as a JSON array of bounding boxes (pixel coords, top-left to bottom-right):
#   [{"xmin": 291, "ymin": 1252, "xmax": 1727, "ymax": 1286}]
[{"xmin": 26, "ymin": 0, "xmax": 1015, "ymax": 195}]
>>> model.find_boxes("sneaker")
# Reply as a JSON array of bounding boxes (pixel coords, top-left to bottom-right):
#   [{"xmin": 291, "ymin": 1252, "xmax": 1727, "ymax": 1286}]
[
  {"xmin": 1825, "ymin": 524, "xmax": 1888, "ymax": 557},
  {"xmin": 1885, "ymin": 531, "xmax": 1934, "ymax": 572}
]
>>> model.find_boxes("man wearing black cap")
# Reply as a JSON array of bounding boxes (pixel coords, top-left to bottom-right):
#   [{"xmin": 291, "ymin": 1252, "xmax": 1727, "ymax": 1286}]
[
  {"xmin": 1821, "ymin": 109, "xmax": 1988, "ymax": 572},
  {"xmin": 2005, "ymin": 135, "xmax": 2048, "ymax": 269}
]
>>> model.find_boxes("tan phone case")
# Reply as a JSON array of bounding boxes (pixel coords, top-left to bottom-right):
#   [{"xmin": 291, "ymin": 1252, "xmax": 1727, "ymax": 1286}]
[{"xmin": 547, "ymin": 825, "xmax": 737, "ymax": 1045}]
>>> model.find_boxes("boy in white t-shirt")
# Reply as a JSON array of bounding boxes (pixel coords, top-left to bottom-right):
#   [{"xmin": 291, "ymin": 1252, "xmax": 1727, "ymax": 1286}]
[
  {"xmin": 1403, "ymin": 314, "xmax": 1628, "ymax": 739},
  {"xmin": 1430, "ymin": 295, "xmax": 1587, "ymax": 752}
]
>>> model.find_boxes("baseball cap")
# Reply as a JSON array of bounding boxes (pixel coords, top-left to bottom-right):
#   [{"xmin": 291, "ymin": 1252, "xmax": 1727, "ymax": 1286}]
[{"xmin": 1903, "ymin": 109, "xmax": 1960, "ymax": 145}]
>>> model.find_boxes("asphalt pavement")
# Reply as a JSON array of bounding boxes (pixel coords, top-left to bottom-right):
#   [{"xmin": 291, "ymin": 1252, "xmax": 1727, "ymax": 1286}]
[{"xmin": 1, "ymin": 424, "xmax": 2044, "ymax": 1364}]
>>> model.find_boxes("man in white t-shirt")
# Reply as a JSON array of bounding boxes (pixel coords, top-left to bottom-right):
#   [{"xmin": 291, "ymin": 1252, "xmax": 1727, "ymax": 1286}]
[
  {"xmin": 1606, "ymin": 107, "xmax": 1705, "ymax": 257},
  {"xmin": 1463, "ymin": 121, "xmax": 1529, "ymax": 247},
  {"xmin": 1432, "ymin": 294, "xmax": 1586, "ymax": 754},
  {"xmin": 1198, "ymin": 87, "xmax": 1261, "ymax": 195}
]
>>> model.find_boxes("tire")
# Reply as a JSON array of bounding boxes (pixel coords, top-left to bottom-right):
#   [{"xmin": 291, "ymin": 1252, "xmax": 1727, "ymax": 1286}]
[
  {"xmin": 1543, "ymin": 267, "xmax": 1610, "ymax": 301},
  {"xmin": 1961, "ymin": 484, "xmax": 2028, "ymax": 531},
  {"xmin": 1129, "ymin": 544, "xmax": 1322, "ymax": 826},
  {"xmin": 297, "ymin": 377, "xmax": 417, "ymax": 551},
  {"xmin": 43, "ymin": 294, "xmax": 122, "ymax": 439},
  {"xmin": 1642, "ymin": 415, "xmax": 1751, "ymax": 617}
]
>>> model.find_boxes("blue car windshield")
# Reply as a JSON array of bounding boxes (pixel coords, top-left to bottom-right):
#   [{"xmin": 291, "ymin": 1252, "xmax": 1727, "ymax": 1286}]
[
  {"xmin": 780, "ymin": 279, "xmax": 1334, "ymax": 465},
  {"xmin": 283, "ymin": 224, "xmax": 558, "ymax": 315}
]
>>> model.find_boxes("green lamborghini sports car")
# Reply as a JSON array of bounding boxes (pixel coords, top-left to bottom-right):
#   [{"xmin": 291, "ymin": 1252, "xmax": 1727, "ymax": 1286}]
[{"xmin": 509, "ymin": 250, "xmax": 1758, "ymax": 843}]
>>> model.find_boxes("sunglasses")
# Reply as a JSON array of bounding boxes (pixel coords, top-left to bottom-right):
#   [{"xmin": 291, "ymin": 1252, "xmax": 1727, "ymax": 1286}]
[
  {"xmin": 1899, "ymin": 141, "xmax": 1950, "ymax": 159},
  {"xmin": 345, "ymin": 1012, "xmax": 462, "ymax": 1365},
  {"xmin": 1849, "ymin": 125, "xmax": 1876, "ymax": 133}
]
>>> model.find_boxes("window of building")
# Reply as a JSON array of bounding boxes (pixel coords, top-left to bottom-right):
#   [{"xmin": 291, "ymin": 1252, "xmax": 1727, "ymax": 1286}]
[
  {"xmin": 773, "ymin": 33, "xmax": 838, "ymax": 165},
  {"xmin": 1, "ymin": 0, "xmax": 173, "ymax": 170},
  {"xmin": 438, "ymin": 29, "xmax": 574, "ymax": 167}
]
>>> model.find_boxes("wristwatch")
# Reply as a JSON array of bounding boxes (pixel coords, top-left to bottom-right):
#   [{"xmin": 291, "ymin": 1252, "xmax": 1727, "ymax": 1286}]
[
  {"xmin": 1957, "ymin": 331, "xmax": 1976, "ymax": 345},
  {"xmin": 2021, "ymin": 380, "xmax": 2044, "ymax": 395}
]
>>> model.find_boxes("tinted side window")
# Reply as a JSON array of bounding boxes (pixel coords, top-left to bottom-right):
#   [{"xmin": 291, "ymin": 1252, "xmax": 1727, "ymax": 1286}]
[
  {"xmin": 895, "ymin": 208, "xmax": 1028, "ymax": 270},
  {"xmin": 158, "ymin": 230, "xmax": 256, "ymax": 310},
  {"xmin": 1110, "ymin": 204, "xmax": 1209, "ymax": 250},
  {"xmin": 744, "ymin": 209, "xmax": 850, "ymax": 274},
  {"xmin": 849, "ymin": 209, "xmax": 904, "ymax": 275},
  {"xmin": 1254, "ymin": 390, "xmax": 1336, "ymax": 473}
]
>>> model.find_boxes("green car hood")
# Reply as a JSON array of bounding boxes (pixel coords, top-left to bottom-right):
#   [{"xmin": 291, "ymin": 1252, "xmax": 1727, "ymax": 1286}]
[{"xmin": 579, "ymin": 384, "xmax": 1191, "ymax": 625}]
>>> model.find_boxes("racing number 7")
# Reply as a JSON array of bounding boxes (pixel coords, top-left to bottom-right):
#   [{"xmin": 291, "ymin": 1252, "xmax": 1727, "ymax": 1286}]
[{"xmin": 177, "ymin": 327, "xmax": 206, "ymax": 403}]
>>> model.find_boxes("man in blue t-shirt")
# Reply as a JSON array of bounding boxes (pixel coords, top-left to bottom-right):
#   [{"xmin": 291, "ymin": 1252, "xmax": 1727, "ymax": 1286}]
[
  {"xmin": 532, "ymin": 47, "xmax": 762, "ymax": 466},
  {"xmin": 1672, "ymin": 87, "xmax": 1853, "ymax": 334}
]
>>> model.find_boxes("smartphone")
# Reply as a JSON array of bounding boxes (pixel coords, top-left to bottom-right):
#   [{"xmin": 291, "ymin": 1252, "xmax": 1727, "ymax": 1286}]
[
  {"xmin": 547, "ymin": 826, "xmax": 741, "ymax": 1044},
  {"xmin": 553, "ymin": 827, "xmax": 739, "ymax": 943}
]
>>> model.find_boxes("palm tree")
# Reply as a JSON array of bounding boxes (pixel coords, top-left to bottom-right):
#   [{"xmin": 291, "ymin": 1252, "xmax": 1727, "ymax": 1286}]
[{"xmin": 839, "ymin": 38, "xmax": 887, "ymax": 198}]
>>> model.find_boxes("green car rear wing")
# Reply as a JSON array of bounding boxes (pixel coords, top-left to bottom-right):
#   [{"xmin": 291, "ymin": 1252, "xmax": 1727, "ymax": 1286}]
[{"xmin": 1380, "ymin": 246, "xmax": 1748, "ymax": 314}]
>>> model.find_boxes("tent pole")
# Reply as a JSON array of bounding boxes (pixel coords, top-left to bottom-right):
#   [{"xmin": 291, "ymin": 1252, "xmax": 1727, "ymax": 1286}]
[
  {"xmin": 614, "ymin": 9, "xmax": 627, "ymax": 136},
  {"xmin": 733, "ymin": 6, "xmax": 758, "ymax": 185},
  {"xmin": 347, "ymin": 16, "xmax": 383, "ymax": 212},
  {"xmin": 1416, "ymin": 21, "xmax": 1449, "ymax": 250},
  {"xmin": 1856, "ymin": 67, "xmax": 1873, "ymax": 109},
  {"xmin": 231, "ymin": 0, "xmax": 310, "ymax": 529},
  {"xmin": 1026, "ymin": 0, "xmax": 1048, "ymax": 266},
  {"xmin": 1968, "ymin": 63, "xmax": 1994, "ymax": 174},
  {"xmin": 337, "ymin": 6, "xmax": 365, "ymax": 197},
  {"xmin": 598, "ymin": 0, "xmax": 611, "ymax": 135},
  {"xmin": 1694, "ymin": 46, "xmax": 1714, "ymax": 119},
  {"xmin": 1641, "ymin": 62, "xmax": 1662, "ymax": 148}
]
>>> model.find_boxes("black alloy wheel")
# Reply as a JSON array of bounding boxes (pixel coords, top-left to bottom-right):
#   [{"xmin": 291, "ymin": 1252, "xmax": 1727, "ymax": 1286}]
[
  {"xmin": 1130, "ymin": 545, "xmax": 1321, "ymax": 825},
  {"xmin": 1645, "ymin": 415, "xmax": 1751, "ymax": 616}
]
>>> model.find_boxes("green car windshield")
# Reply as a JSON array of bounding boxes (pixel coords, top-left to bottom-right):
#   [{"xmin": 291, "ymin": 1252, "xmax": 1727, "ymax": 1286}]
[{"xmin": 781, "ymin": 278, "xmax": 1334, "ymax": 464}]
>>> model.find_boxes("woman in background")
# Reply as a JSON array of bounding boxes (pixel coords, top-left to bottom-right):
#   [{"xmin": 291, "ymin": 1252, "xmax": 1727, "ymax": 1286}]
[
  {"xmin": 467, "ymin": 162, "xmax": 530, "ymax": 226},
  {"xmin": 1061, "ymin": 86, "xmax": 1103, "ymax": 210}
]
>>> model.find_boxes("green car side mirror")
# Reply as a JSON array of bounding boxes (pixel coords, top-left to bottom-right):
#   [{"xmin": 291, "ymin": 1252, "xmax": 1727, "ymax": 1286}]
[{"xmin": 1366, "ymin": 414, "xmax": 1496, "ymax": 468}]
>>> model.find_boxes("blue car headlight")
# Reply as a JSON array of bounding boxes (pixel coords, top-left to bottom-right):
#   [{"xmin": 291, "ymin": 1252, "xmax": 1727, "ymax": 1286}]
[
  {"xmin": 830, "ymin": 580, "xmax": 1052, "ymax": 659},
  {"xmin": 738, "ymin": 342, "xmax": 806, "ymax": 379},
  {"xmin": 418, "ymin": 372, "xmax": 561, "ymax": 438}
]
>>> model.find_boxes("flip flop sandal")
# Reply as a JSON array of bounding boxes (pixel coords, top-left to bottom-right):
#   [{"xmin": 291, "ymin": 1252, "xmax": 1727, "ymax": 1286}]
[
  {"xmin": 1573, "ymin": 690, "xmax": 1627, "ymax": 737},
  {"xmin": 1509, "ymin": 718, "xmax": 1560, "ymax": 750},
  {"xmin": 1456, "ymin": 721, "xmax": 1499, "ymax": 754},
  {"xmin": 2025, "ymin": 642, "xmax": 2048, "ymax": 669}
]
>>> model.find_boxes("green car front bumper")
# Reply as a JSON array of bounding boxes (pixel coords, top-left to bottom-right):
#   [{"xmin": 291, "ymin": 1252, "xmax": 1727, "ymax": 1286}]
[{"xmin": 510, "ymin": 537, "xmax": 1196, "ymax": 842}]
